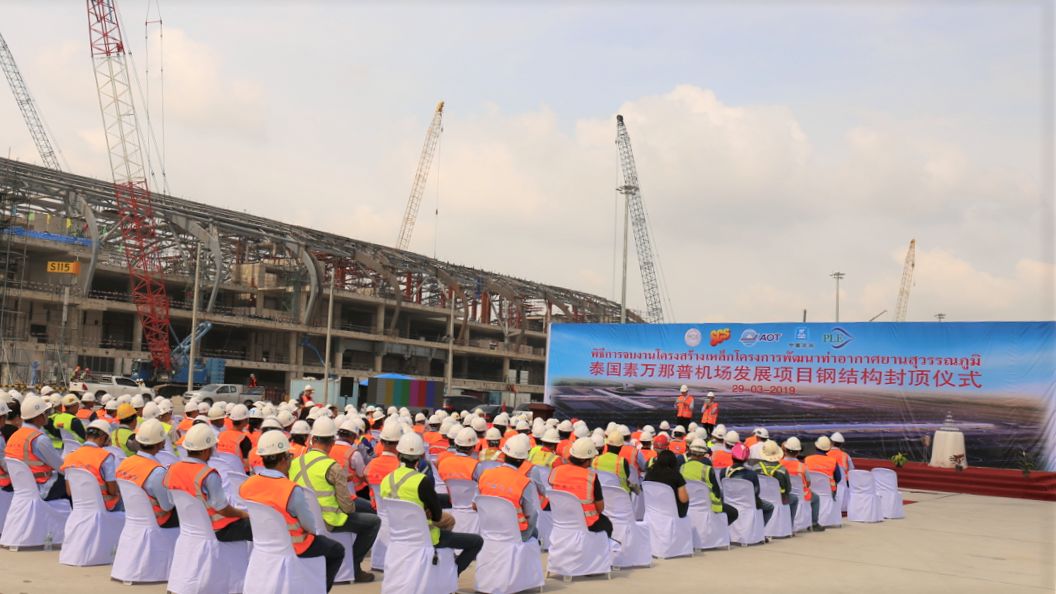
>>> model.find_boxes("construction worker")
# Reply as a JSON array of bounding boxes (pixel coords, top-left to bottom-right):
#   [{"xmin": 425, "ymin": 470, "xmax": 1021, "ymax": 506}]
[
  {"xmin": 99, "ymin": 400, "xmax": 119, "ymax": 425},
  {"xmin": 549, "ymin": 436, "xmax": 612, "ymax": 537},
  {"xmin": 422, "ymin": 414, "xmax": 443, "ymax": 448},
  {"xmin": 5, "ymin": 394, "xmax": 67, "ymax": 500},
  {"xmin": 381, "ymin": 432, "xmax": 484, "ymax": 576},
  {"xmin": 781, "ymin": 437, "xmax": 823, "ymax": 531},
  {"xmin": 76, "ymin": 393, "xmax": 98, "ymax": 421},
  {"xmin": 334, "ymin": 418, "xmax": 370, "ymax": 500},
  {"xmin": 756, "ymin": 440, "xmax": 793, "ymax": 522},
  {"xmin": 240, "ymin": 431, "xmax": 346, "ymax": 592},
  {"xmin": 675, "ymin": 384, "xmax": 693, "ymax": 427},
  {"xmin": 669, "ymin": 425, "xmax": 689, "ymax": 457},
  {"xmin": 363, "ymin": 420, "xmax": 404, "ymax": 509},
  {"xmin": 248, "ymin": 418, "xmax": 285, "ymax": 473},
  {"xmin": 49, "ymin": 393, "xmax": 87, "ymax": 448},
  {"xmin": 681, "ymin": 438, "xmax": 737, "ymax": 524},
  {"xmin": 115, "ymin": 418, "xmax": 178, "ymax": 527},
  {"xmin": 479, "ymin": 427, "xmax": 502, "ymax": 461},
  {"xmin": 289, "ymin": 417, "xmax": 378, "ymax": 583},
  {"xmin": 699, "ymin": 392, "xmax": 719, "ymax": 435},
  {"xmin": 652, "ymin": 432, "xmax": 670, "ymax": 457},
  {"xmin": 113, "ymin": 403, "xmax": 139, "ymax": 456},
  {"xmin": 806, "ymin": 436, "xmax": 842, "ymax": 498},
  {"xmin": 0, "ymin": 400, "xmax": 10, "ymax": 493},
  {"xmin": 707, "ymin": 424, "xmax": 726, "ymax": 449},
  {"xmin": 748, "ymin": 428, "xmax": 770, "ymax": 461},
  {"xmin": 206, "ymin": 404, "xmax": 228, "ymax": 435},
  {"xmin": 725, "ymin": 443, "xmax": 773, "ymax": 525},
  {"xmin": 638, "ymin": 432, "xmax": 658, "ymax": 467},
  {"xmin": 246, "ymin": 407, "xmax": 264, "ymax": 448},
  {"xmin": 828, "ymin": 432, "xmax": 854, "ymax": 482},
  {"xmin": 61, "ymin": 419, "xmax": 121, "ymax": 511},
  {"xmin": 592, "ymin": 430, "xmax": 635, "ymax": 493},
  {"xmin": 744, "ymin": 427, "xmax": 765, "ymax": 449},
  {"xmin": 528, "ymin": 427, "xmax": 562, "ymax": 468},
  {"xmin": 477, "ymin": 433, "xmax": 539, "ymax": 541},
  {"xmin": 217, "ymin": 404, "xmax": 252, "ymax": 468},
  {"xmin": 177, "ymin": 403, "xmax": 198, "ymax": 435},
  {"xmin": 491, "ymin": 412, "xmax": 510, "ymax": 439},
  {"xmin": 644, "ymin": 450, "xmax": 690, "ymax": 517},
  {"xmin": 412, "ymin": 412, "xmax": 427, "ymax": 434},
  {"xmin": 440, "ymin": 426, "xmax": 483, "ymax": 485},
  {"xmin": 711, "ymin": 430, "xmax": 738, "ymax": 471},
  {"xmin": 164, "ymin": 424, "xmax": 252, "ymax": 541},
  {"xmin": 289, "ymin": 420, "xmax": 311, "ymax": 456},
  {"xmin": 554, "ymin": 420, "xmax": 574, "ymax": 461}
]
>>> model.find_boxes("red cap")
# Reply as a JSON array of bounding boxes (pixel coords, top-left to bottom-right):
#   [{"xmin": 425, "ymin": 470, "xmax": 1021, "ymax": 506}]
[{"xmin": 653, "ymin": 434, "xmax": 670, "ymax": 449}]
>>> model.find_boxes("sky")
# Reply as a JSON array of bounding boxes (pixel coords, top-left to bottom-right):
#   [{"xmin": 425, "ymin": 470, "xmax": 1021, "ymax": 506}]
[{"xmin": 2, "ymin": 1, "xmax": 1053, "ymax": 323}]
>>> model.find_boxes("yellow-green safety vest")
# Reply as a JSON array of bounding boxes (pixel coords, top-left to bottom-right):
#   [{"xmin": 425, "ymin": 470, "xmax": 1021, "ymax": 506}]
[
  {"xmin": 114, "ymin": 426, "xmax": 135, "ymax": 456},
  {"xmin": 528, "ymin": 445, "xmax": 556, "ymax": 467},
  {"xmin": 682, "ymin": 459, "xmax": 722, "ymax": 512},
  {"xmin": 50, "ymin": 412, "xmax": 82, "ymax": 449},
  {"xmin": 757, "ymin": 461, "xmax": 787, "ymax": 494},
  {"xmin": 592, "ymin": 451, "xmax": 629, "ymax": 492},
  {"xmin": 289, "ymin": 449, "xmax": 346, "ymax": 527},
  {"xmin": 381, "ymin": 466, "xmax": 439, "ymax": 545}
]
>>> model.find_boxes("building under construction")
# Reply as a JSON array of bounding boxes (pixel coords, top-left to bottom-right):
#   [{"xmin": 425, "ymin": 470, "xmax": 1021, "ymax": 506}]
[{"xmin": 0, "ymin": 157, "xmax": 634, "ymax": 401}]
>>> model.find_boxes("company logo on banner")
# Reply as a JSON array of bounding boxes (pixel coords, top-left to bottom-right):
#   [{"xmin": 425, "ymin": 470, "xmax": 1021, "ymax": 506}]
[
  {"xmin": 823, "ymin": 327, "xmax": 854, "ymax": 349},
  {"xmin": 709, "ymin": 328, "xmax": 731, "ymax": 347},
  {"xmin": 739, "ymin": 328, "xmax": 782, "ymax": 348},
  {"xmin": 684, "ymin": 328, "xmax": 702, "ymax": 347}
]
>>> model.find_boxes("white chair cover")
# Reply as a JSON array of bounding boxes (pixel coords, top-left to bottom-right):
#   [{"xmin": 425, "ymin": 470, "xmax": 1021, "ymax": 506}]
[
  {"xmin": 0, "ymin": 458, "xmax": 70, "ymax": 549},
  {"xmin": 788, "ymin": 473, "xmax": 813, "ymax": 532},
  {"xmin": 596, "ymin": 470, "xmax": 622, "ymax": 488},
  {"xmin": 723, "ymin": 478, "xmax": 764, "ymax": 546},
  {"xmin": 169, "ymin": 490, "xmax": 250, "ymax": 594},
  {"xmin": 111, "ymin": 479, "xmax": 178, "ymax": 583},
  {"xmin": 847, "ymin": 470, "xmax": 884, "ymax": 523},
  {"xmin": 429, "ymin": 459, "xmax": 447, "ymax": 495},
  {"xmin": 685, "ymin": 481, "xmax": 730, "ymax": 550},
  {"xmin": 210, "ymin": 452, "xmax": 246, "ymax": 478},
  {"xmin": 536, "ymin": 508, "xmax": 553, "ymax": 551},
  {"xmin": 226, "ymin": 472, "xmax": 249, "ymax": 508},
  {"xmin": 758, "ymin": 475, "xmax": 792, "ymax": 538},
  {"xmin": 475, "ymin": 495, "xmax": 545, "ymax": 594},
  {"xmin": 809, "ymin": 471, "xmax": 842, "ymax": 528},
  {"xmin": 545, "ymin": 490, "xmax": 611, "ymax": 579},
  {"xmin": 305, "ymin": 494, "xmax": 357, "ymax": 584},
  {"xmin": 601, "ymin": 486, "xmax": 652, "ymax": 569},
  {"xmin": 446, "ymin": 478, "xmax": 479, "ymax": 534},
  {"xmin": 477, "ymin": 460, "xmax": 502, "ymax": 473},
  {"xmin": 380, "ymin": 498, "xmax": 458, "ymax": 594},
  {"xmin": 105, "ymin": 445, "xmax": 127, "ymax": 463},
  {"xmin": 242, "ymin": 500, "xmax": 326, "ymax": 594},
  {"xmin": 61, "ymin": 429, "xmax": 82, "ymax": 459},
  {"xmin": 871, "ymin": 468, "xmax": 905, "ymax": 519},
  {"xmin": 156, "ymin": 450, "xmax": 179, "ymax": 467},
  {"xmin": 0, "ymin": 488, "xmax": 12, "ymax": 536},
  {"xmin": 369, "ymin": 484, "xmax": 388, "ymax": 571},
  {"xmin": 60, "ymin": 467, "xmax": 124, "ymax": 566},
  {"xmin": 839, "ymin": 467, "xmax": 850, "ymax": 513},
  {"xmin": 642, "ymin": 481, "xmax": 693, "ymax": 558}
]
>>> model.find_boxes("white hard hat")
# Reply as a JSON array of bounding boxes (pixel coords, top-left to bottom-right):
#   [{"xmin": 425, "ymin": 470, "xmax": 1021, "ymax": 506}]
[
  {"xmin": 142, "ymin": 402, "xmax": 160, "ymax": 420},
  {"xmin": 711, "ymin": 424, "xmax": 727, "ymax": 439},
  {"xmin": 158, "ymin": 400, "xmax": 173, "ymax": 414},
  {"xmin": 783, "ymin": 436, "xmax": 803, "ymax": 451},
  {"xmin": 493, "ymin": 412, "xmax": 510, "ymax": 426},
  {"xmin": 660, "ymin": 420, "xmax": 671, "ymax": 431},
  {"xmin": 311, "ymin": 417, "xmax": 337, "ymax": 437},
  {"xmin": 502, "ymin": 434, "xmax": 531, "ymax": 459},
  {"xmin": 485, "ymin": 427, "xmax": 502, "ymax": 441},
  {"xmin": 606, "ymin": 430, "xmax": 623, "ymax": 447},
  {"xmin": 380, "ymin": 419, "xmax": 403, "ymax": 442},
  {"xmin": 104, "ymin": 400, "xmax": 118, "ymax": 411},
  {"xmin": 307, "ymin": 406, "xmax": 324, "ymax": 420},
  {"xmin": 570, "ymin": 436, "xmax": 598, "ymax": 459},
  {"xmin": 757, "ymin": 427, "xmax": 770, "ymax": 439},
  {"xmin": 815, "ymin": 436, "xmax": 833, "ymax": 452},
  {"xmin": 396, "ymin": 432, "xmax": 425, "ymax": 456},
  {"xmin": 99, "ymin": 393, "xmax": 112, "ymax": 405},
  {"xmin": 545, "ymin": 418, "xmax": 559, "ymax": 428},
  {"xmin": 639, "ymin": 431, "xmax": 653, "ymax": 442},
  {"xmin": 198, "ymin": 402, "xmax": 211, "ymax": 415},
  {"xmin": 261, "ymin": 418, "xmax": 283, "ymax": 430},
  {"xmin": 229, "ymin": 404, "xmax": 249, "ymax": 422},
  {"xmin": 248, "ymin": 407, "xmax": 264, "ymax": 420},
  {"xmin": 41, "ymin": 386, "xmax": 54, "ymax": 396},
  {"xmin": 471, "ymin": 417, "xmax": 488, "ymax": 432},
  {"xmin": 680, "ymin": 384, "xmax": 688, "ymax": 392},
  {"xmin": 61, "ymin": 394, "xmax": 79, "ymax": 407},
  {"xmin": 446, "ymin": 424, "xmax": 462, "ymax": 440},
  {"xmin": 136, "ymin": 419, "xmax": 167, "ymax": 445},
  {"xmin": 688, "ymin": 422, "xmax": 698, "ymax": 432},
  {"xmin": 673, "ymin": 425, "xmax": 686, "ymax": 435},
  {"xmin": 724, "ymin": 430, "xmax": 741, "ymax": 446},
  {"xmin": 414, "ymin": 412, "xmax": 427, "ymax": 422},
  {"xmin": 87, "ymin": 419, "xmax": 112, "ymax": 435},
  {"xmin": 689, "ymin": 438, "xmax": 710, "ymax": 453},
  {"xmin": 428, "ymin": 414, "xmax": 442, "ymax": 425},
  {"xmin": 339, "ymin": 418, "xmax": 361, "ymax": 434},
  {"xmin": 455, "ymin": 427, "xmax": 479, "ymax": 448},
  {"xmin": 290, "ymin": 420, "xmax": 312, "ymax": 435},
  {"xmin": 277, "ymin": 410, "xmax": 296, "ymax": 428},
  {"xmin": 183, "ymin": 424, "xmax": 218, "ymax": 451},
  {"xmin": 20, "ymin": 394, "xmax": 50, "ymax": 420},
  {"xmin": 131, "ymin": 394, "xmax": 145, "ymax": 409},
  {"xmin": 831, "ymin": 432, "xmax": 845, "ymax": 444},
  {"xmin": 541, "ymin": 428, "xmax": 561, "ymax": 444},
  {"xmin": 573, "ymin": 424, "xmax": 589, "ymax": 438},
  {"xmin": 557, "ymin": 420, "xmax": 573, "ymax": 432},
  {"xmin": 81, "ymin": 392, "xmax": 96, "ymax": 403},
  {"xmin": 207, "ymin": 404, "xmax": 226, "ymax": 420},
  {"xmin": 257, "ymin": 431, "xmax": 291, "ymax": 456},
  {"xmin": 590, "ymin": 432, "xmax": 605, "ymax": 449}
]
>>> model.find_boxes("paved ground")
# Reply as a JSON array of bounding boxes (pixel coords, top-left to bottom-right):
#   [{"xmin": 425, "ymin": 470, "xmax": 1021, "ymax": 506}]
[{"xmin": 1, "ymin": 490, "xmax": 1052, "ymax": 594}]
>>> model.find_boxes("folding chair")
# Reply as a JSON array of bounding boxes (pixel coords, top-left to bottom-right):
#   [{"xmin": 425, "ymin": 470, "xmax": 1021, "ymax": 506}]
[
  {"xmin": 847, "ymin": 470, "xmax": 884, "ymax": 523},
  {"xmin": 446, "ymin": 478, "xmax": 480, "ymax": 534},
  {"xmin": 304, "ymin": 494, "xmax": 357, "ymax": 584},
  {"xmin": 788, "ymin": 473, "xmax": 813, "ymax": 532},
  {"xmin": 809, "ymin": 471, "xmax": 841, "ymax": 528}
]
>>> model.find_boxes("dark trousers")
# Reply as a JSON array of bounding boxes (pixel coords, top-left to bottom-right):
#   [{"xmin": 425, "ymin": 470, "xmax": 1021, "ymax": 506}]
[
  {"xmin": 160, "ymin": 509, "xmax": 180, "ymax": 528},
  {"xmin": 586, "ymin": 513, "xmax": 614, "ymax": 538},
  {"xmin": 437, "ymin": 493, "xmax": 452, "ymax": 509},
  {"xmin": 44, "ymin": 475, "xmax": 69, "ymax": 501},
  {"xmin": 722, "ymin": 502, "xmax": 739, "ymax": 525},
  {"xmin": 702, "ymin": 423, "xmax": 715, "ymax": 436},
  {"xmin": 300, "ymin": 534, "xmax": 345, "ymax": 592},
  {"xmin": 810, "ymin": 495, "xmax": 821, "ymax": 525},
  {"xmin": 215, "ymin": 517, "xmax": 253, "ymax": 542},
  {"xmin": 436, "ymin": 530, "xmax": 483, "ymax": 575},
  {"xmin": 758, "ymin": 499, "xmax": 774, "ymax": 525},
  {"xmin": 675, "ymin": 416, "xmax": 692, "ymax": 429},
  {"xmin": 331, "ymin": 511, "xmax": 381, "ymax": 566}
]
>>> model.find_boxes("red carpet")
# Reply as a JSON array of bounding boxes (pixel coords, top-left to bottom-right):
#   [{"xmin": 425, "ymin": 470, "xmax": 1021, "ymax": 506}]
[{"xmin": 853, "ymin": 458, "xmax": 1056, "ymax": 502}]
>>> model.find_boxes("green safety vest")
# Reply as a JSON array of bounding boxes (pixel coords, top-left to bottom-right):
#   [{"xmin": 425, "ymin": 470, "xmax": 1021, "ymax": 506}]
[
  {"xmin": 757, "ymin": 461, "xmax": 787, "ymax": 494},
  {"xmin": 592, "ymin": 451, "xmax": 629, "ymax": 492},
  {"xmin": 682, "ymin": 459, "xmax": 722, "ymax": 513},
  {"xmin": 528, "ymin": 445, "xmax": 556, "ymax": 467},
  {"xmin": 381, "ymin": 466, "xmax": 439, "ymax": 545},
  {"xmin": 50, "ymin": 412, "xmax": 82, "ymax": 449},
  {"xmin": 289, "ymin": 449, "xmax": 346, "ymax": 527},
  {"xmin": 114, "ymin": 426, "xmax": 135, "ymax": 456}
]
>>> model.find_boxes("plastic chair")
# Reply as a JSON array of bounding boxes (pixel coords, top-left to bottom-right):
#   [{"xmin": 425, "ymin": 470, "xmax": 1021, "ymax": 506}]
[
  {"xmin": 380, "ymin": 498, "xmax": 458, "ymax": 594},
  {"xmin": 545, "ymin": 490, "xmax": 612, "ymax": 581},
  {"xmin": 168, "ymin": 490, "xmax": 250, "ymax": 594},
  {"xmin": 871, "ymin": 468, "xmax": 905, "ymax": 519},
  {"xmin": 642, "ymin": 481, "xmax": 694, "ymax": 558},
  {"xmin": 446, "ymin": 478, "xmax": 479, "ymax": 534},
  {"xmin": 111, "ymin": 479, "xmax": 178, "ymax": 583},
  {"xmin": 601, "ymin": 485, "xmax": 652, "ymax": 569},
  {"xmin": 61, "ymin": 429, "xmax": 82, "ymax": 459},
  {"xmin": 847, "ymin": 470, "xmax": 884, "ymax": 523},
  {"xmin": 685, "ymin": 481, "xmax": 730, "ymax": 550},
  {"xmin": 475, "ymin": 495, "xmax": 545, "ymax": 593},
  {"xmin": 369, "ymin": 484, "xmax": 388, "ymax": 571},
  {"xmin": 723, "ymin": 478, "xmax": 764, "ymax": 546},
  {"xmin": 758, "ymin": 475, "xmax": 792, "ymax": 538},
  {"xmin": 304, "ymin": 495, "xmax": 357, "ymax": 584},
  {"xmin": 60, "ymin": 467, "xmax": 124, "ymax": 566},
  {"xmin": 156, "ymin": 450, "xmax": 179, "ymax": 467},
  {"xmin": 788, "ymin": 474, "xmax": 813, "ymax": 532},
  {"xmin": 0, "ymin": 458, "xmax": 70, "ymax": 550},
  {"xmin": 809, "ymin": 472, "xmax": 842, "ymax": 528},
  {"xmin": 242, "ymin": 500, "xmax": 326, "ymax": 594}
]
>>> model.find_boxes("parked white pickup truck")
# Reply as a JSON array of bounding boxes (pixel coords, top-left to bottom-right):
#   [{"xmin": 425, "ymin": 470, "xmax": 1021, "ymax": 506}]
[
  {"xmin": 69, "ymin": 375, "xmax": 155, "ymax": 398},
  {"xmin": 184, "ymin": 383, "xmax": 249, "ymax": 404}
]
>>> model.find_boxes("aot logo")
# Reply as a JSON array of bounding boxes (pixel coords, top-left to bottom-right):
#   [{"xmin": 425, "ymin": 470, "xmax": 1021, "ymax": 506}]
[
  {"xmin": 684, "ymin": 328, "xmax": 702, "ymax": 348},
  {"xmin": 709, "ymin": 328, "xmax": 731, "ymax": 347},
  {"xmin": 823, "ymin": 327, "xmax": 854, "ymax": 349},
  {"xmin": 739, "ymin": 328, "xmax": 783, "ymax": 348}
]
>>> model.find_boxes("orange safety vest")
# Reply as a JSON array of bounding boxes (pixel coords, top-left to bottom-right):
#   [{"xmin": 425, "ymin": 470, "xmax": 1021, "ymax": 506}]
[
  {"xmin": 365, "ymin": 452, "xmax": 401, "ymax": 509},
  {"xmin": 549, "ymin": 464, "xmax": 599, "ymax": 527},
  {"xmin": 240, "ymin": 475, "xmax": 315, "ymax": 555},
  {"xmin": 248, "ymin": 450, "xmax": 263, "ymax": 472},
  {"xmin": 289, "ymin": 442, "xmax": 307, "ymax": 458},
  {"xmin": 163, "ymin": 461, "xmax": 239, "ymax": 530},
  {"xmin": 223, "ymin": 418, "xmax": 234, "ymax": 431},
  {"xmin": 640, "ymin": 449, "xmax": 657, "ymax": 465},
  {"xmin": 478, "ymin": 464, "xmax": 530, "ymax": 531},
  {"xmin": 62, "ymin": 445, "xmax": 120, "ymax": 510},
  {"xmin": 828, "ymin": 448, "xmax": 849, "ymax": 473},
  {"xmin": 423, "ymin": 431, "xmax": 442, "ymax": 446},
  {"xmin": 438, "ymin": 454, "xmax": 479, "ymax": 482},
  {"xmin": 178, "ymin": 417, "xmax": 195, "ymax": 434},
  {"xmin": 711, "ymin": 449, "xmax": 733, "ymax": 469},
  {"xmin": 700, "ymin": 402, "xmax": 719, "ymax": 424},
  {"xmin": 744, "ymin": 435, "xmax": 760, "ymax": 448},
  {"xmin": 428, "ymin": 438, "xmax": 450, "ymax": 457},
  {"xmin": 669, "ymin": 439, "xmax": 687, "ymax": 456},
  {"xmin": 413, "ymin": 424, "xmax": 426, "ymax": 435},
  {"xmin": 76, "ymin": 408, "xmax": 93, "ymax": 420},
  {"xmin": 676, "ymin": 394, "xmax": 693, "ymax": 418},
  {"xmin": 805, "ymin": 454, "xmax": 837, "ymax": 493},
  {"xmin": 116, "ymin": 454, "xmax": 173, "ymax": 525},
  {"xmin": 330, "ymin": 442, "xmax": 367, "ymax": 492},
  {"xmin": 248, "ymin": 430, "xmax": 262, "ymax": 449},
  {"xmin": 781, "ymin": 458, "xmax": 812, "ymax": 501},
  {"xmin": 4, "ymin": 427, "xmax": 54, "ymax": 484},
  {"xmin": 217, "ymin": 430, "xmax": 248, "ymax": 458},
  {"xmin": 618, "ymin": 444, "xmax": 639, "ymax": 471},
  {"xmin": 555, "ymin": 438, "xmax": 572, "ymax": 461}
]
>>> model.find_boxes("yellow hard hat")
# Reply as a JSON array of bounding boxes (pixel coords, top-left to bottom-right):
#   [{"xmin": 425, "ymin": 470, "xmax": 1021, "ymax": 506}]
[{"xmin": 116, "ymin": 403, "xmax": 137, "ymax": 421}]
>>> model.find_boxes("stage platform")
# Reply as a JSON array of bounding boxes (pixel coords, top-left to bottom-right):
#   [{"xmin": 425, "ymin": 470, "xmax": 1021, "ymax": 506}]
[{"xmin": 854, "ymin": 458, "xmax": 1056, "ymax": 501}]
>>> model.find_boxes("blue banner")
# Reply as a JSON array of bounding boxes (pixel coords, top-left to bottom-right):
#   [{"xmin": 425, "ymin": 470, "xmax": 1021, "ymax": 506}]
[{"xmin": 545, "ymin": 322, "xmax": 1056, "ymax": 470}]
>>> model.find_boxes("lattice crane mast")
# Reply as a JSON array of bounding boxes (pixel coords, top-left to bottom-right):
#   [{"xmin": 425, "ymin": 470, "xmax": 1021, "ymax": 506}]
[
  {"xmin": 395, "ymin": 100, "xmax": 444, "ymax": 251},
  {"xmin": 87, "ymin": 0, "xmax": 173, "ymax": 371},
  {"xmin": 895, "ymin": 239, "xmax": 916, "ymax": 322},
  {"xmin": 615, "ymin": 114, "xmax": 665, "ymax": 323},
  {"xmin": 0, "ymin": 32, "xmax": 63, "ymax": 170}
]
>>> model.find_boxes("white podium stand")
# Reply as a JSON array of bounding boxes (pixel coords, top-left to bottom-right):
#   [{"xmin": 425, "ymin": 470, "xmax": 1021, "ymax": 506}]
[{"xmin": 929, "ymin": 414, "xmax": 967, "ymax": 468}]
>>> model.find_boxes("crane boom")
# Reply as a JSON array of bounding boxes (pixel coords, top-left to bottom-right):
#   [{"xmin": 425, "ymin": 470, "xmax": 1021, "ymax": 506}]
[
  {"xmin": 0, "ymin": 32, "xmax": 62, "ymax": 170},
  {"xmin": 895, "ymin": 239, "xmax": 916, "ymax": 322},
  {"xmin": 396, "ymin": 100, "xmax": 444, "ymax": 251},
  {"xmin": 615, "ymin": 114, "xmax": 665, "ymax": 323},
  {"xmin": 87, "ymin": 0, "xmax": 173, "ymax": 371}
]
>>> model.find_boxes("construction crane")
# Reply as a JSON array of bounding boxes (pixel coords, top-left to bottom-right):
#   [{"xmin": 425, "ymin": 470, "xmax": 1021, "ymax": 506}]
[
  {"xmin": 615, "ymin": 114, "xmax": 665, "ymax": 323},
  {"xmin": 894, "ymin": 239, "xmax": 916, "ymax": 322},
  {"xmin": 87, "ymin": 0, "xmax": 173, "ymax": 371},
  {"xmin": 395, "ymin": 100, "xmax": 444, "ymax": 252},
  {"xmin": 0, "ymin": 32, "xmax": 63, "ymax": 170}
]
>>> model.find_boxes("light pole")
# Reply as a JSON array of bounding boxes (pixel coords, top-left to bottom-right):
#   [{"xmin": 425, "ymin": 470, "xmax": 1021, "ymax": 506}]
[
  {"xmin": 830, "ymin": 271, "xmax": 845, "ymax": 322},
  {"xmin": 187, "ymin": 244, "xmax": 201, "ymax": 393}
]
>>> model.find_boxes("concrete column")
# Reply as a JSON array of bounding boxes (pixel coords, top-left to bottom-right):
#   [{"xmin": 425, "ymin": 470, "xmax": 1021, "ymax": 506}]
[
  {"xmin": 132, "ymin": 316, "xmax": 143, "ymax": 352},
  {"xmin": 374, "ymin": 304, "xmax": 385, "ymax": 333},
  {"xmin": 289, "ymin": 332, "xmax": 301, "ymax": 378},
  {"xmin": 502, "ymin": 357, "xmax": 511, "ymax": 384}
]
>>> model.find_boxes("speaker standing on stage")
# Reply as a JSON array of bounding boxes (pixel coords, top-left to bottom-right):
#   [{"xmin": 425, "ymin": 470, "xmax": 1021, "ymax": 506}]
[
  {"xmin": 700, "ymin": 392, "xmax": 719, "ymax": 436},
  {"xmin": 675, "ymin": 385, "xmax": 694, "ymax": 427}
]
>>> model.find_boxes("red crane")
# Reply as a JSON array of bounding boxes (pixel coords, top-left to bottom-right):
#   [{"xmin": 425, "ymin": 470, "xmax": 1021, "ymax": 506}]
[{"xmin": 87, "ymin": 0, "xmax": 172, "ymax": 371}]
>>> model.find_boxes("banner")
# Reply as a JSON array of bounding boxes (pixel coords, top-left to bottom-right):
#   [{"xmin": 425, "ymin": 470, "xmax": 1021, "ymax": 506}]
[{"xmin": 545, "ymin": 322, "xmax": 1056, "ymax": 470}]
